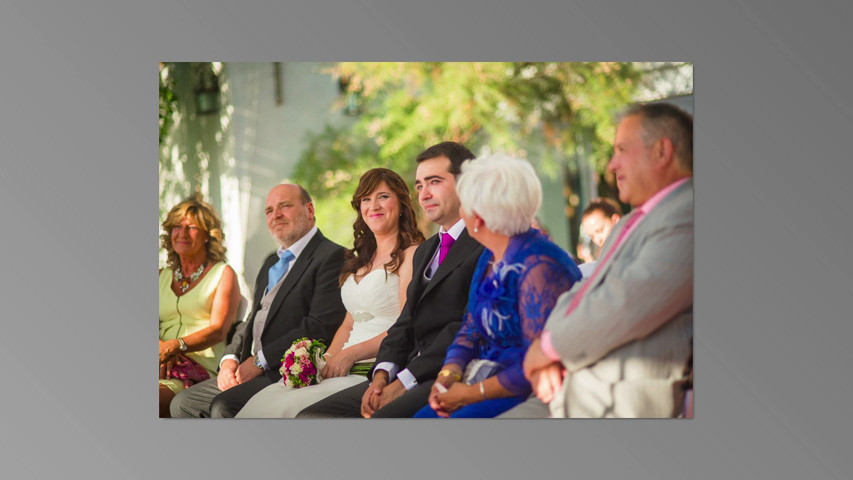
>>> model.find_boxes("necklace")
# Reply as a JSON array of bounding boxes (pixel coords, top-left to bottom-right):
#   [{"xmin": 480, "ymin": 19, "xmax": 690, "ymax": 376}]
[{"xmin": 175, "ymin": 263, "xmax": 205, "ymax": 293}]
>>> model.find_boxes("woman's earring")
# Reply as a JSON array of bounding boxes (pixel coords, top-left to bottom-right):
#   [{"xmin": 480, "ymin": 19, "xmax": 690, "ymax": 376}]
[{"xmin": 473, "ymin": 226, "xmax": 479, "ymax": 233}]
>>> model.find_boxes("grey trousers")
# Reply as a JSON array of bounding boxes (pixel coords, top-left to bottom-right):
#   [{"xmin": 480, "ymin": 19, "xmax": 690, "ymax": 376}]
[
  {"xmin": 170, "ymin": 375, "xmax": 273, "ymax": 418},
  {"xmin": 296, "ymin": 380, "xmax": 434, "ymax": 418}
]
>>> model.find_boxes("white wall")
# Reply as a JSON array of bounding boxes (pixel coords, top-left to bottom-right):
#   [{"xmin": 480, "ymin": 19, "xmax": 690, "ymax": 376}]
[
  {"xmin": 160, "ymin": 62, "xmax": 356, "ymax": 293},
  {"xmin": 225, "ymin": 62, "xmax": 359, "ymax": 290}
]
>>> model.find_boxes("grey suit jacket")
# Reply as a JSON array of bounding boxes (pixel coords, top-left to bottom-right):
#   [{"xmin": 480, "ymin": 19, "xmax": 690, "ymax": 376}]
[{"xmin": 546, "ymin": 178, "xmax": 693, "ymax": 418}]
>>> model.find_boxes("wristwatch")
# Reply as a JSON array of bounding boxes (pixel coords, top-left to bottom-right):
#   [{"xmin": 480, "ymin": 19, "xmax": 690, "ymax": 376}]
[
  {"xmin": 178, "ymin": 337, "xmax": 188, "ymax": 352},
  {"xmin": 253, "ymin": 354, "xmax": 265, "ymax": 370}
]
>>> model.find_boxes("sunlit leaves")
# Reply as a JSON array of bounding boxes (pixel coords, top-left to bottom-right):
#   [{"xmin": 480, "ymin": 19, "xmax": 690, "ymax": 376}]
[{"xmin": 294, "ymin": 62, "xmax": 648, "ymax": 201}]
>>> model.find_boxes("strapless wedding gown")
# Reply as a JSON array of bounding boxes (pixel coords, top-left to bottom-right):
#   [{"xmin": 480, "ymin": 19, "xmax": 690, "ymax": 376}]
[{"xmin": 236, "ymin": 270, "xmax": 400, "ymax": 418}]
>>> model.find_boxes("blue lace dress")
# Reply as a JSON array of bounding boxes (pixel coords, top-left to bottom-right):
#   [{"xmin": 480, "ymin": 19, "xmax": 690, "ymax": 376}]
[{"xmin": 415, "ymin": 229, "xmax": 582, "ymax": 418}]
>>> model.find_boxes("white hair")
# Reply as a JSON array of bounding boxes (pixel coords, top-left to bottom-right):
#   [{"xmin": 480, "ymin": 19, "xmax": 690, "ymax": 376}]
[{"xmin": 456, "ymin": 153, "xmax": 542, "ymax": 236}]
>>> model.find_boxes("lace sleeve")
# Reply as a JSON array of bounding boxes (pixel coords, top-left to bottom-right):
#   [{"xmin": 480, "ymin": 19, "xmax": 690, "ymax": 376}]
[
  {"xmin": 496, "ymin": 255, "xmax": 580, "ymax": 394},
  {"xmin": 443, "ymin": 309, "xmax": 478, "ymax": 370},
  {"xmin": 442, "ymin": 250, "xmax": 491, "ymax": 370}
]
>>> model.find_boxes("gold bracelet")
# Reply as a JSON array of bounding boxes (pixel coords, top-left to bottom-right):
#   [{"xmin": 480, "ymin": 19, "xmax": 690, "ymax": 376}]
[
  {"xmin": 479, "ymin": 381, "xmax": 487, "ymax": 400},
  {"xmin": 438, "ymin": 369, "xmax": 461, "ymax": 382}
]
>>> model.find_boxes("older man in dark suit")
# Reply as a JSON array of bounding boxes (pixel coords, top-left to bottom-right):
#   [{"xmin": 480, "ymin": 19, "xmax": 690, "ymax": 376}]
[
  {"xmin": 170, "ymin": 183, "xmax": 346, "ymax": 418},
  {"xmin": 297, "ymin": 142, "xmax": 483, "ymax": 418}
]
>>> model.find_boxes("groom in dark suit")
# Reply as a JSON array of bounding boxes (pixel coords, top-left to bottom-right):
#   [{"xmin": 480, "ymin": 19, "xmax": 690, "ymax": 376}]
[
  {"xmin": 297, "ymin": 141, "xmax": 483, "ymax": 418},
  {"xmin": 170, "ymin": 183, "xmax": 346, "ymax": 417}
]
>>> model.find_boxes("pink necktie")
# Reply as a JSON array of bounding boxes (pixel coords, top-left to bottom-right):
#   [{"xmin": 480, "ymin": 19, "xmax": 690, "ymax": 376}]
[
  {"xmin": 438, "ymin": 232, "xmax": 455, "ymax": 265},
  {"xmin": 566, "ymin": 209, "xmax": 645, "ymax": 314}
]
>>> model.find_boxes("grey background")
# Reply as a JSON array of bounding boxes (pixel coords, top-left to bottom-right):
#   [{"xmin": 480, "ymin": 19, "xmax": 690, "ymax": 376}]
[{"xmin": 1, "ymin": 0, "xmax": 851, "ymax": 479}]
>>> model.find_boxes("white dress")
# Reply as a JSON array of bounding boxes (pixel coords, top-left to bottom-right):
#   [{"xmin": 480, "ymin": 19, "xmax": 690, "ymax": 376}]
[{"xmin": 236, "ymin": 269, "xmax": 400, "ymax": 418}]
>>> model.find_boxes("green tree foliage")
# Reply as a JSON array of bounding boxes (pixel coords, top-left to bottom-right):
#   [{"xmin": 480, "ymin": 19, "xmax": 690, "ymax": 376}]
[
  {"xmin": 159, "ymin": 62, "xmax": 178, "ymax": 146},
  {"xmin": 293, "ymin": 62, "xmax": 643, "ymax": 203}
]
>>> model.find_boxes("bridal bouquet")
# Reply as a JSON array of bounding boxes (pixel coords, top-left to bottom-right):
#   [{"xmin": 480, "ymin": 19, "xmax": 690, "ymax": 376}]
[{"xmin": 279, "ymin": 338, "xmax": 327, "ymax": 388}]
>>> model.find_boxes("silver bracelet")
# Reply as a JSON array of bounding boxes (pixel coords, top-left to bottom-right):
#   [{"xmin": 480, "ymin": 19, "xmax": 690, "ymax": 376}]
[{"xmin": 479, "ymin": 381, "xmax": 486, "ymax": 400}]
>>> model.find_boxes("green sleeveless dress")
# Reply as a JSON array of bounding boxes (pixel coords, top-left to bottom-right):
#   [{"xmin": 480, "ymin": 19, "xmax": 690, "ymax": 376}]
[{"xmin": 158, "ymin": 262, "xmax": 227, "ymax": 394}]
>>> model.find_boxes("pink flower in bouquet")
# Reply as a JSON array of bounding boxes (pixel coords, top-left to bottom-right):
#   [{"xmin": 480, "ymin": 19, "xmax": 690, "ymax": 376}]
[{"xmin": 279, "ymin": 337, "xmax": 327, "ymax": 388}]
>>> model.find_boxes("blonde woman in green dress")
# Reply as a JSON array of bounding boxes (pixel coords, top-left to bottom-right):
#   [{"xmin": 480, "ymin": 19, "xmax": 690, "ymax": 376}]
[{"xmin": 159, "ymin": 196, "xmax": 241, "ymax": 417}]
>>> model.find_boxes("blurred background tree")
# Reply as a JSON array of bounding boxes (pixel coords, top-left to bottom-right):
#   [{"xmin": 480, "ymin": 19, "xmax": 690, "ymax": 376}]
[
  {"xmin": 293, "ymin": 62, "xmax": 651, "ymax": 244},
  {"xmin": 159, "ymin": 61, "xmax": 692, "ymax": 290}
]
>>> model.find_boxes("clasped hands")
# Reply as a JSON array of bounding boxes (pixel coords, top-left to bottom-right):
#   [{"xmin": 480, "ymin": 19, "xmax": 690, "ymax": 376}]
[
  {"xmin": 360, "ymin": 370, "xmax": 405, "ymax": 418},
  {"xmin": 523, "ymin": 337, "xmax": 567, "ymax": 404},
  {"xmin": 427, "ymin": 366, "xmax": 475, "ymax": 417},
  {"xmin": 216, "ymin": 356, "xmax": 265, "ymax": 391}
]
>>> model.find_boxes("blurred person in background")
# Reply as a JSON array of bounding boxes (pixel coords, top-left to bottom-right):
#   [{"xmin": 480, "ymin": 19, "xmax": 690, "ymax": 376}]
[{"xmin": 580, "ymin": 197, "xmax": 623, "ymax": 260}]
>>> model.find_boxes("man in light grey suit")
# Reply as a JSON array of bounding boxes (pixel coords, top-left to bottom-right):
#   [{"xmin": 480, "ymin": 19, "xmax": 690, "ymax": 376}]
[{"xmin": 509, "ymin": 102, "xmax": 693, "ymax": 418}]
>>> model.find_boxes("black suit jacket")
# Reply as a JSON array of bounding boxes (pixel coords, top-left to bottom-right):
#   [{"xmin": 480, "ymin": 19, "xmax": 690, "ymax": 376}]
[
  {"xmin": 373, "ymin": 229, "xmax": 483, "ymax": 383},
  {"xmin": 226, "ymin": 230, "xmax": 347, "ymax": 382}
]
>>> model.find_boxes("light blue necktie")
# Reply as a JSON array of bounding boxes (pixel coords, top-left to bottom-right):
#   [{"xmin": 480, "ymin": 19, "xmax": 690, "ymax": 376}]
[{"xmin": 266, "ymin": 249, "xmax": 295, "ymax": 293}]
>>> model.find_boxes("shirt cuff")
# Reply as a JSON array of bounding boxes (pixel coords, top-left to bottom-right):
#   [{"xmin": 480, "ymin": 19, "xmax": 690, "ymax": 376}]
[
  {"xmin": 396, "ymin": 369, "xmax": 418, "ymax": 390},
  {"xmin": 219, "ymin": 354, "xmax": 239, "ymax": 369},
  {"xmin": 539, "ymin": 331, "xmax": 562, "ymax": 361},
  {"xmin": 256, "ymin": 349, "xmax": 269, "ymax": 370},
  {"xmin": 374, "ymin": 362, "xmax": 399, "ymax": 382}
]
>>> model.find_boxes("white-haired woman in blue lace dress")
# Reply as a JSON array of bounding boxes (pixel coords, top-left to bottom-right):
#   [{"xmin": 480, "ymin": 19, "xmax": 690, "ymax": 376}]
[{"xmin": 415, "ymin": 154, "xmax": 582, "ymax": 418}]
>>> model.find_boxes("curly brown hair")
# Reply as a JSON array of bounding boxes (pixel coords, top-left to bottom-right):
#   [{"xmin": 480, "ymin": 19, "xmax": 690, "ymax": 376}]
[
  {"xmin": 160, "ymin": 195, "xmax": 227, "ymax": 272},
  {"xmin": 339, "ymin": 168, "xmax": 425, "ymax": 285}
]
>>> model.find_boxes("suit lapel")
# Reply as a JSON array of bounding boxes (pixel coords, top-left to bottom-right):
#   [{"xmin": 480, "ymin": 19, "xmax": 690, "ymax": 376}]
[
  {"xmin": 409, "ymin": 234, "xmax": 439, "ymax": 297},
  {"xmin": 264, "ymin": 231, "xmax": 324, "ymax": 335},
  {"xmin": 420, "ymin": 229, "xmax": 479, "ymax": 299},
  {"xmin": 589, "ymin": 179, "xmax": 692, "ymax": 289},
  {"xmin": 586, "ymin": 215, "xmax": 630, "ymax": 290},
  {"xmin": 241, "ymin": 253, "xmax": 277, "ymax": 357},
  {"xmin": 254, "ymin": 254, "xmax": 276, "ymax": 307}
]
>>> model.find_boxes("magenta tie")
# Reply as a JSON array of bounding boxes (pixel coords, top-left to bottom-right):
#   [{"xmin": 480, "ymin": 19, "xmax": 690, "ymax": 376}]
[
  {"xmin": 438, "ymin": 232, "xmax": 455, "ymax": 266},
  {"xmin": 566, "ymin": 209, "xmax": 645, "ymax": 314}
]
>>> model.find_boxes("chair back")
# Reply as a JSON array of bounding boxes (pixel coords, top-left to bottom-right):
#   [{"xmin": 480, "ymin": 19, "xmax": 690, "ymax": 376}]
[{"xmin": 226, "ymin": 295, "xmax": 250, "ymax": 345}]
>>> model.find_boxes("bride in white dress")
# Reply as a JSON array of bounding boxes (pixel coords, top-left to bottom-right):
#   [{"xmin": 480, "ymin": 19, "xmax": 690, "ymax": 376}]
[{"xmin": 237, "ymin": 168, "xmax": 424, "ymax": 418}]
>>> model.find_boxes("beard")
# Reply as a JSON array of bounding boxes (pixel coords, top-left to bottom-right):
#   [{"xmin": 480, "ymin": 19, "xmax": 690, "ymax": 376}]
[{"xmin": 273, "ymin": 211, "xmax": 312, "ymax": 247}]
